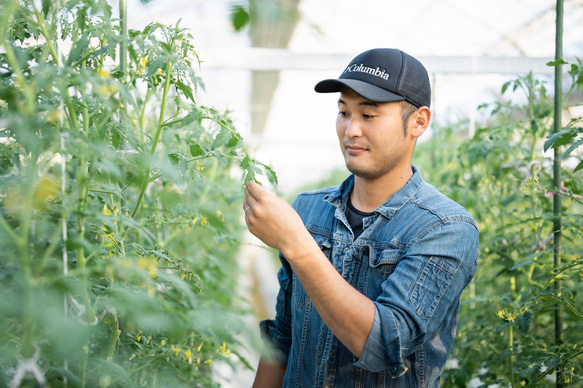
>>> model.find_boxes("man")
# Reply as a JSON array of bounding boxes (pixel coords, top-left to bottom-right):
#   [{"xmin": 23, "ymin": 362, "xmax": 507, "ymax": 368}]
[{"xmin": 243, "ymin": 48, "xmax": 479, "ymax": 387}]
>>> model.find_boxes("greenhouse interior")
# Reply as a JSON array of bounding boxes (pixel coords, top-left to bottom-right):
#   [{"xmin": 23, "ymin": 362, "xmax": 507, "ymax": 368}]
[{"xmin": 1, "ymin": 0, "xmax": 582, "ymax": 387}]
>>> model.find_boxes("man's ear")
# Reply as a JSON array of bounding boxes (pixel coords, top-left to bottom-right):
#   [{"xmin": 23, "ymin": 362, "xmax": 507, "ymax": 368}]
[{"xmin": 410, "ymin": 107, "xmax": 431, "ymax": 138}]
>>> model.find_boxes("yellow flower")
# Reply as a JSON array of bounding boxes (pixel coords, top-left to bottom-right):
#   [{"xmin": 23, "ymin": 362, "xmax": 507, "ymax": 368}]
[
  {"xmin": 47, "ymin": 110, "xmax": 63, "ymax": 124},
  {"xmin": 219, "ymin": 342, "xmax": 226, "ymax": 353},
  {"xmin": 137, "ymin": 257, "xmax": 148, "ymax": 270},
  {"xmin": 205, "ymin": 359, "xmax": 213, "ymax": 367},
  {"xmin": 105, "ymin": 264, "xmax": 115, "ymax": 281},
  {"xmin": 140, "ymin": 57, "xmax": 148, "ymax": 68},
  {"xmin": 196, "ymin": 161, "xmax": 204, "ymax": 171},
  {"xmin": 197, "ymin": 343, "xmax": 203, "ymax": 352},
  {"xmin": 171, "ymin": 345, "xmax": 180, "ymax": 357},
  {"xmin": 34, "ymin": 174, "xmax": 60, "ymax": 210},
  {"xmin": 98, "ymin": 84, "xmax": 118, "ymax": 95},
  {"xmin": 102, "ymin": 204, "xmax": 119, "ymax": 217},
  {"xmin": 137, "ymin": 69, "xmax": 143, "ymax": 76},
  {"xmin": 216, "ymin": 211, "xmax": 224, "ymax": 222},
  {"xmin": 156, "ymin": 68, "xmax": 163, "ymax": 76},
  {"xmin": 201, "ymin": 216, "xmax": 208, "ymax": 226},
  {"xmin": 147, "ymin": 263, "xmax": 157, "ymax": 279},
  {"xmin": 184, "ymin": 349, "xmax": 192, "ymax": 364},
  {"xmin": 98, "ymin": 69, "xmax": 109, "ymax": 78}
]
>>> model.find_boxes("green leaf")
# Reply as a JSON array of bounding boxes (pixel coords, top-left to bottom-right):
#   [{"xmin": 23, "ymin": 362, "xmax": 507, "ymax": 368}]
[
  {"xmin": 574, "ymin": 159, "xmax": 583, "ymax": 173},
  {"xmin": 212, "ymin": 128, "xmax": 230, "ymax": 149},
  {"xmin": 240, "ymin": 155, "xmax": 251, "ymax": 170},
  {"xmin": 511, "ymin": 259, "xmax": 535, "ymax": 271},
  {"xmin": 561, "ymin": 138, "xmax": 583, "ymax": 158},
  {"xmin": 208, "ymin": 150, "xmax": 226, "ymax": 166},
  {"xmin": 42, "ymin": 0, "xmax": 51, "ymax": 17},
  {"xmin": 501, "ymin": 81, "xmax": 511, "ymax": 95},
  {"xmin": 67, "ymin": 33, "xmax": 90, "ymax": 65},
  {"xmin": 544, "ymin": 129, "xmax": 577, "ymax": 151},
  {"xmin": 262, "ymin": 163, "xmax": 278, "ymax": 186},
  {"xmin": 228, "ymin": 133, "xmax": 241, "ymax": 147},
  {"xmin": 230, "ymin": 5, "xmax": 250, "ymax": 32},
  {"xmin": 168, "ymin": 153, "xmax": 180, "ymax": 165},
  {"xmin": 546, "ymin": 59, "xmax": 568, "ymax": 67},
  {"xmin": 146, "ymin": 57, "xmax": 166, "ymax": 77},
  {"xmin": 189, "ymin": 144, "xmax": 204, "ymax": 157},
  {"xmin": 182, "ymin": 110, "xmax": 200, "ymax": 126},
  {"xmin": 175, "ymin": 79, "xmax": 195, "ymax": 102}
]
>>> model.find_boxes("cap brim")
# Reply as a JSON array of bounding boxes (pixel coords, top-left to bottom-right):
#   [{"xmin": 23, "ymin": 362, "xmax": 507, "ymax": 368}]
[{"xmin": 314, "ymin": 79, "xmax": 406, "ymax": 103}]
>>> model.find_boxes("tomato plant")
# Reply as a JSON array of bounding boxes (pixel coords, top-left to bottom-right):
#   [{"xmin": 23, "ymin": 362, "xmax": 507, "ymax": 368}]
[
  {"xmin": 0, "ymin": 0, "xmax": 275, "ymax": 386},
  {"xmin": 415, "ymin": 69, "xmax": 583, "ymax": 386}
]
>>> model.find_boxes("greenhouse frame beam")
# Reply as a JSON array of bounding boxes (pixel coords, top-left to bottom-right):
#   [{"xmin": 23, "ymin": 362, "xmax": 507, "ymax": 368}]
[{"xmin": 202, "ymin": 48, "xmax": 575, "ymax": 75}]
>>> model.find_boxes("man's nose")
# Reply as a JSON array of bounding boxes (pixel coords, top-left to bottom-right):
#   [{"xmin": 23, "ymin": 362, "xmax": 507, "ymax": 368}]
[{"xmin": 345, "ymin": 118, "xmax": 363, "ymax": 138}]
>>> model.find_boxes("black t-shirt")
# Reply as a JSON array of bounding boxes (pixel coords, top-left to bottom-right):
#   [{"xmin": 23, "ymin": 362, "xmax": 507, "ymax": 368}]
[{"xmin": 346, "ymin": 197, "xmax": 375, "ymax": 239}]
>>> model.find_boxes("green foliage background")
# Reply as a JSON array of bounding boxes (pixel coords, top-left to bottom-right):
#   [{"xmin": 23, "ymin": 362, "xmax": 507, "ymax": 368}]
[
  {"xmin": 0, "ymin": 0, "xmax": 275, "ymax": 386},
  {"xmin": 414, "ymin": 72, "xmax": 583, "ymax": 386}
]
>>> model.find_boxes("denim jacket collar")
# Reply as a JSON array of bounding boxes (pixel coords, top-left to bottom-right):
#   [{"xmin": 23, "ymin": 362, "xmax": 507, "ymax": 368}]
[{"xmin": 323, "ymin": 166, "xmax": 423, "ymax": 220}]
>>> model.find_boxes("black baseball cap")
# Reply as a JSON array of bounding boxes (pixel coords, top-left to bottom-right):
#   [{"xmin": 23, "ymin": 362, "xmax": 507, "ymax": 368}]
[{"xmin": 314, "ymin": 48, "xmax": 431, "ymax": 108}]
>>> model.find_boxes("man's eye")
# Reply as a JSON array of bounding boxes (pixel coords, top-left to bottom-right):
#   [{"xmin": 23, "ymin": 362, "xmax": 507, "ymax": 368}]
[
  {"xmin": 338, "ymin": 111, "xmax": 348, "ymax": 117},
  {"xmin": 363, "ymin": 114, "xmax": 375, "ymax": 119}
]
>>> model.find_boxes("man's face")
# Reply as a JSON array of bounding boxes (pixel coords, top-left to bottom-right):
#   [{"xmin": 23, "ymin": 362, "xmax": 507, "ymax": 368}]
[{"xmin": 336, "ymin": 89, "xmax": 416, "ymax": 181}]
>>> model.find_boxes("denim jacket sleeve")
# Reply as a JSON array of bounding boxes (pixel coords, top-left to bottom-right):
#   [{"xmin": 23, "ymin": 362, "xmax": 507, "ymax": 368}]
[
  {"xmin": 355, "ymin": 218, "xmax": 479, "ymax": 375},
  {"xmin": 259, "ymin": 253, "xmax": 294, "ymax": 366}
]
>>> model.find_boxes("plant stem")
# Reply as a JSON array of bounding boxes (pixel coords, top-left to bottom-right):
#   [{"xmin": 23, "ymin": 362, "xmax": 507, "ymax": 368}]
[
  {"xmin": 80, "ymin": 342, "xmax": 89, "ymax": 388},
  {"xmin": 20, "ymin": 165, "xmax": 39, "ymax": 359},
  {"xmin": 508, "ymin": 324, "xmax": 516, "ymax": 387},
  {"xmin": 553, "ymin": 1, "xmax": 564, "ymax": 386},
  {"xmin": 107, "ymin": 311, "xmax": 121, "ymax": 361},
  {"xmin": 119, "ymin": 0, "xmax": 127, "ymax": 80},
  {"xmin": 131, "ymin": 60, "xmax": 173, "ymax": 219},
  {"xmin": 0, "ymin": 213, "xmax": 22, "ymax": 245},
  {"xmin": 0, "ymin": 0, "xmax": 18, "ymax": 43},
  {"xmin": 31, "ymin": 1, "xmax": 60, "ymax": 65}
]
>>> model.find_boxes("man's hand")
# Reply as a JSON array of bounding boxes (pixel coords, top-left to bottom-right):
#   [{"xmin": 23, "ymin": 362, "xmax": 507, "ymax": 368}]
[{"xmin": 243, "ymin": 181, "xmax": 318, "ymax": 260}]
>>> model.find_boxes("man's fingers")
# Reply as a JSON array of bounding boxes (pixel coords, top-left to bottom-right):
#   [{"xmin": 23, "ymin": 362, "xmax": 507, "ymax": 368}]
[{"xmin": 245, "ymin": 180, "xmax": 265, "ymax": 200}]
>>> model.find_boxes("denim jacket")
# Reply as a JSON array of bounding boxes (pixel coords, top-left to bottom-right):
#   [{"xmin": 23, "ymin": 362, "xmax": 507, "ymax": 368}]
[{"xmin": 260, "ymin": 167, "xmax": 479, "ymax": 387}]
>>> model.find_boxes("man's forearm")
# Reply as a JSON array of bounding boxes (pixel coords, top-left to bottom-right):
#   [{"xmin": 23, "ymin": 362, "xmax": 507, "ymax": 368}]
[{"xmin": 285, "ymin": 244, "xmax": 376, "ymax": 358}]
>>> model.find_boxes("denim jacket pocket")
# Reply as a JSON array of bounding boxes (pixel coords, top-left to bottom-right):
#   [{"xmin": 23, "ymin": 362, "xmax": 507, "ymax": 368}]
[
  {"xmin": 411, "ymin": 256, "xmax": 457, "ymax": 317},
  {"xmin": 369, "ymin": 247, "xmax": 400, "ymax": 272},
  {"xmin": 365, "ymin": 247, "xmax": 401, "ymax": 299},
  {"xmin": 293, "ymin": 234, "xmax": 332, "ymax": 310}
]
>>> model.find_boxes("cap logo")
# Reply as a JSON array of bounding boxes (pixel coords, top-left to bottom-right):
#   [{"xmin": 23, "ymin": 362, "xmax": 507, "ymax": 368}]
[{"xmin": 344, "ymin": 63, "xmax": 389, "ymax": 81}]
